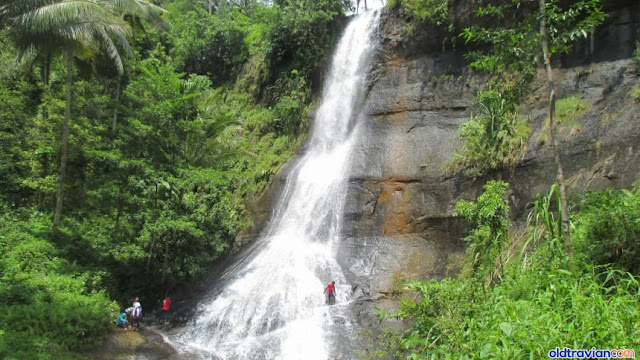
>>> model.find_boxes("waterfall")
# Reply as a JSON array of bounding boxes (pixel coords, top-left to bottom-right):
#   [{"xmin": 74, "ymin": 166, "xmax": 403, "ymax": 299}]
[{"xmin": 173, "ymin": 10, "xmax": 381, "ymax": 360}]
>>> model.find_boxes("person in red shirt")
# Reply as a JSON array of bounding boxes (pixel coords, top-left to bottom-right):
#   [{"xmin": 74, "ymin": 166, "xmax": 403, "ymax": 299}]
[
  {"xmin": 161, "ymin": 297, "xmax": 171, "ymax": 323},
  {"xmin": 324, "ymin": 281, "xmax": 336, "ymax": 305}
]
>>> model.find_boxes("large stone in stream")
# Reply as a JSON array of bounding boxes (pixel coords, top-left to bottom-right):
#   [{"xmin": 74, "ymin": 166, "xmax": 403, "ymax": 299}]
[
  {"xmin": 337, "ymin": 235, "xmax": 464, "ymax": 296},
  {"xmin": 337, "ymin": 234, "xmax": 465, "ymax": 330},
  {"xmin": 87, "ymin": 328, "xmax": 178, "ymax": 360}
]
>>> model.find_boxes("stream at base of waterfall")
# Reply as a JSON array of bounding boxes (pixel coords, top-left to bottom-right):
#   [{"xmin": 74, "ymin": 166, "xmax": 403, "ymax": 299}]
[{"xmin": 168, "ymin": 10, "xmax": 381, "ymax": 360}]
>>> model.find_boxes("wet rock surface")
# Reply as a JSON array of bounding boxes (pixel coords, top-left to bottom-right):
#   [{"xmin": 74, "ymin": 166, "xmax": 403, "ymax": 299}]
[
  {"xmin": 337, "ymin": 235, "xmax": 464, "ymax": 296},
  {"xmin": 88, "ymin": 326, "xmax": 177, "ymax": 360}
]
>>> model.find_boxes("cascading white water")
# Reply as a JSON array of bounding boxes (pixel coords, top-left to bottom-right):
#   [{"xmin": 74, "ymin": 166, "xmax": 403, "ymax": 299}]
[{"xmin": 174, "ymin": 10, "xmax": 380, "ymax": 360}]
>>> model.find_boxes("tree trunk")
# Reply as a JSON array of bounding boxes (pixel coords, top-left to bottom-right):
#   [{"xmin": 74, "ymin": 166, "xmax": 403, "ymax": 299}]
[
  {"xmin": 38, "ymin": 54, "xmax": 52, "ymax": 211},
  {"xmin": 52, "ymin": 50, "xmax": 73, "ymax": 234},
  {"xmin": 111, "ymin": 78, "xmax": 121, "ymax": 135},
  {"xmin": 161, "ymin": 233, "xmax": 169, "ymax": 286},
  {"xmin": 539, "ymin": 0, "xmax": 572, "ymax": 261},
  {"xmin": 114, "ymin": 186, "xmax": 123, "ymax": 238},
  {"xmin": 146, "ymin": 232, "xmax": 156, "ymax": 273}
]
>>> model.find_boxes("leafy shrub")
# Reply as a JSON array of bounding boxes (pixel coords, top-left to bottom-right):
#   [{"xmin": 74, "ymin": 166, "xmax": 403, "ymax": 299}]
[
  {"xmin": 385, "ymin": 0, "xmax": 449, "ymax": 25},
  {"xmin": 396, "ymin": 266, "xmax": 639, "ymax": 358},
  {"xmin": 385, "ymin": 0, "xmax": 401, "ymax": 9},
  {"xmin": 403, "ymin": 0, "xmax": 449, "ymax": 25},
  {"xmin": 0, "ymin": 215, "xmax": 118, "ymax": 359},
  {"xmin": 455, "ymin": 180, "xmax": 510, "ymax": 281},
  {"xmin": 573, "ymin": 187, "xmax": 640, "ymax": 275},
  {"xmin": 168, "ymin": 7, "xmax": 249, "ymax": 85},
  {"xmin": 267, "ymin": 70, "xmax": 310, "ymax": 135},
  {"xmin": 265, "ymin": 0, "xmax": 348, "ymax": 86},
  {"xmin": 448, "ymin": 90, "xmax": 530, "ymax": 177}
]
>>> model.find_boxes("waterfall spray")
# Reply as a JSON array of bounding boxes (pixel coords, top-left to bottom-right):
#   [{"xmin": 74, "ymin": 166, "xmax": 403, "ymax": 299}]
[{"xmin": 174, "ymin": 10, "xmax": 381, "ymax": 360}]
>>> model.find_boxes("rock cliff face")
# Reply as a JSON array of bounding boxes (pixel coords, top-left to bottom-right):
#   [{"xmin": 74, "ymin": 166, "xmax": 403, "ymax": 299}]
[{"xmin": 338, "ymin": 1, "xmax": 640, "ymax": 327}]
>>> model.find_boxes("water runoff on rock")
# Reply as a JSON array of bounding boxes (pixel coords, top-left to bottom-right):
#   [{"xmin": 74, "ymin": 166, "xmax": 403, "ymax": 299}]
[{"xmin": 172, "ymin": 10, "xmax": 381, "ymax": 360}]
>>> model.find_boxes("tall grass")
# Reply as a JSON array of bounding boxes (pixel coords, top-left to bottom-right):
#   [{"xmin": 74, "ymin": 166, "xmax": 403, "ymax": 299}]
[
  {"xmin": 554, "ymin": 96, "xmax": 591, "ymax": 124},
  {"xmin": 371, "ymin": 184, "xmax": 640, "ymax": 359}
]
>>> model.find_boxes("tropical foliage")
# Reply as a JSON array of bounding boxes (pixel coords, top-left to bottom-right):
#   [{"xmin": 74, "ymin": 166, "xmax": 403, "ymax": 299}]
[
  {"xmin": 449, "ymin": 0, "xmax": 606, "ymax": 176},
  {"xmin": 0, "ymin": 0, "xmax": 350, "ymax": 356},
  {"xmin": 387, "ymin": 0, "xmax": 449, "ymax": 25}
]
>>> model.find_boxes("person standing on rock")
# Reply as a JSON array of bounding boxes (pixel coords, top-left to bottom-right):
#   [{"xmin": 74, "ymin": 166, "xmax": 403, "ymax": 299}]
[
  {"xmin": 324, "ymin": 281, "xmax": 336, "ymax": 305},
  {"xmin": 132, "ymin": 297, "xmax": 143, "ymax": 330},
  {"xmin": 161, "ymin": 296, "xmax": 171, "ymax": 324}
]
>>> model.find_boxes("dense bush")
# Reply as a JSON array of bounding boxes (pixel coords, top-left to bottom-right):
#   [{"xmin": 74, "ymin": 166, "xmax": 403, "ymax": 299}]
[
  {"xmin": 395, "ymin": 265, "xmax": 639, "ymax": 358},
  {"xmin": 573, "ymin": 187, "xmax": 640, "ymax": 275},
  {"xmin": 168, "ymin": 7, "xmax": 249, "ymax": 85},
  {"xmin": 265, "ymin": 0, "xmax": 349, "ymax": 87},
  {"xmin": 0, "ymin": 214, "xmax": 118, "ymax": 359},
  {"xmin": 455, "ymin": 180, "xmax": 510, "ymax": 281},
  {"xmin": 267, "ymin": 70, "xmax": 311, "ymax": 135},
  {"xmin": 390, "ymin": 0, "xmax": 449, "ymax": 25}
]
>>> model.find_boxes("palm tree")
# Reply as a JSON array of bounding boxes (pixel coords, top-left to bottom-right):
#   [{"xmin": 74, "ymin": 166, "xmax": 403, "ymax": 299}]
[
  {"xmin": 1, "ymin": 0, "xmax": 158, "ymax": 233},
  {"xmin": 109, "ymin": 0, "xmax": 166, "ymax": 135}
]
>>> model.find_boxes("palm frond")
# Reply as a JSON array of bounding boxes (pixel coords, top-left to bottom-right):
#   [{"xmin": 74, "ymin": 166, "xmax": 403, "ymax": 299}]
[
  {"xmin": 95, "ymin": 25, "xmax": 123, "ymax": 74},
  {"xmin": 6, "ymin": 0, "xmax": 135, "ymax": 77},
  {"xmin": 214, "ymin": 124, "xmax": 245, "ymax": 147},
  {"xmin": 17, "ymin": 0, "xmax": 120, "ymax": 32},
  {"xmin": 112, "ymin": 0, "xmax": 165, "ymax": 17},
  {"xmin": 110, "ymin": 31, "xmax": 132, "ymax": 57},
  {"xmin": 1, "ymin": 0, "xmax": 53, "ymax": 24}
]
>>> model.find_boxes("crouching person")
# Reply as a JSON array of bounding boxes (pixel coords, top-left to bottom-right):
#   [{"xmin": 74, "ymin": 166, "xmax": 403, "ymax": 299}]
[{"xmin": 115, "ymin": 311, "xmax": 128, "ymax": 328}]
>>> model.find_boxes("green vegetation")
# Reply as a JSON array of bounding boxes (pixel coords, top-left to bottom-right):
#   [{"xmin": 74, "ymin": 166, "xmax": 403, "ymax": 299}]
[
  {"xmin": 377, "ymin": 3, "xmax": 635, "ymax": 358},
  {"xmin": 537, "ymin": 95, "xmax": 590, "ymax": 143},
  {"xmin": 0, "ymin": 214, "xmax": 119, "ymax": 359},
  {"xmin": 554, "ymin": 96, "xmax": 591, "ymax": 124},
  {"xmin": 0, "ymin": 0, "xmax": 351, "ymax": 357},
  {"xmin": 454, "ymin": 181, "xmax": 511, "ymax": 282},
  {"xmin": 449, "ymin": 0, "xmax": 605, "ymax": 177},
  {"xmin": 574, "ymin": 188, "xmax": 640, "ymax": 275},
  {"xmin": 632, "ymin": 86, "xmax": 640, "ymax": 101},
  {"xmin": 447, "ymin": 90, "xmax": 530, "ymax": 177},
  {"xmin": 387, "ymin": 0, "xmax": 448, "ymax": 25},
  {"xmin": 386, "ymin": 0, "xmax": 451, "ymax": 45},
  {"xmin": 371, "ymin": 184, "xmax": 640, "ymax": 359}
]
